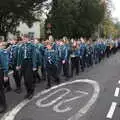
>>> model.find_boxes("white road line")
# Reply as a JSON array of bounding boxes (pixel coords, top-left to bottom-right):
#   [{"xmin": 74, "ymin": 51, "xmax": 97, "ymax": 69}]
[
  {"xmin": 114, "ymin": 87, "xmax": 120, "ymax": 97},
  {"xmin": 118, "ymin": 80, "xmax": 120, "ymax": 84},
  {"xmin": 106, "ymin": 102, "xmax": 117, "ymax": 119}
]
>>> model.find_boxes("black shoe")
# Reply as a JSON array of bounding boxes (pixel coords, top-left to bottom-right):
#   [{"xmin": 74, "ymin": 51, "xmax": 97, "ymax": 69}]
[
  {"xmin": 24, "ymin": 94, "xmax": 29, "ymax": 99},
  {"xmin": 42, "ymin": 77, "xmax": 46, "ymax": 81},
  {"xmin": 65, "ymin": 77, "xmax": 70, "ymax": 81},
  {"xmin": 5, "ymin": 87, "xmax": 12, "ymax": 93},
  {"xmin": 76, "ymin": 73, "xmax": 79, "ymax": 76},
  {"xmin": 0, "ymin": 106, "xmax": 6, "ymax": 113},
  {"xmin": 14, "ymin": 88, "xmax": 22, "ymax": 94},
  {"xmin": 56, "ymin": 80, "xmax": 60, "ymax": 85},
  {"xmin": 36, "ymin": 80, "xmax": 41, "ymax": 84},
  {"xmin": 28, "ymin": 93, "xmax": 34, "ymax": 100},
  {"xmin": 81, "ymin": 69, "xmax": 84, "ymax": 72},
  {"xmin": 70, "ymin": 75, "xmax": 73, "ymax": 78},
  {"xmin": 46, "ymin": 85, "xmax": 51, "ymax": 89}
]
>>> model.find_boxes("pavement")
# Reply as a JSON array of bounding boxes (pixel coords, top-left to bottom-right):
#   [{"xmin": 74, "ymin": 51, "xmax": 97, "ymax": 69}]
[{"xmin": 1, "ymin": 52, "xmax": 120, "ymax": 120}]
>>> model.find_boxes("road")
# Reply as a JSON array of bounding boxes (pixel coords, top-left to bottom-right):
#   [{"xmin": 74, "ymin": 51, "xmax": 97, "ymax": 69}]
[{"xmin": 1, "ymin": 52, "xmax": 120, "ymax": 120}]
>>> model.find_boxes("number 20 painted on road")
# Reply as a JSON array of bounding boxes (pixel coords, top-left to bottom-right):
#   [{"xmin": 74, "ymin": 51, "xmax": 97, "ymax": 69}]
[
  {"xmin": 36, "ymin": 88, "xmax": 88, "ymax": 113},
  {"xmin": 1, "ymin": 79, "xmax": 100, "ymax": 120}
]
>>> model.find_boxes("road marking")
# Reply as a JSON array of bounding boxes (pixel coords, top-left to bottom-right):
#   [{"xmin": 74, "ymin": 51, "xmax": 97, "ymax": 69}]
[
  {"xmin": 1, "ymin": 79, "xmax": 100, "ymax": 120},
  {"xmin": 36, "ymin": 88, "xmax": 88, "ymax": 110},
  {"xmin": 53, "ymin": 91, "xmax": 88, "ymax": 113},
  {"xmin": 1, "ymin": 100, "xmax": 30, "ymax": 120},
  {"xmin": 36, "ymin": 88, "xmax": 71, "ymax": 108},
  {"xmin": 114, "ymin": 87, "xmax": 120, "ymax": 97},
  {"xmin": 106, "ymin": 102, "xmax": 117, "ymax": 119},
  {"xmin": 118, "ymin": 80, "xmax": 120, "ymax": 84}
]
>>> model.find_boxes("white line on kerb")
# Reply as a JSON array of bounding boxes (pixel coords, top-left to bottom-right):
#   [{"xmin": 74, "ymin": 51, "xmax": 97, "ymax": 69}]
[
  {"xmin": 114, "ymin": 87, "xmax": 120, "ymax": 97},
  {"xmin": 106, "ymin": 102, "xmax": 117, "ymax": 119}
]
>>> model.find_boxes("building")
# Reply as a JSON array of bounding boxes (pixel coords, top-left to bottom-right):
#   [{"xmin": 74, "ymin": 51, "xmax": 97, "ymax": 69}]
[{"xmin": 8, "ymin": 20, "xmax": 45, "ymax": 40}]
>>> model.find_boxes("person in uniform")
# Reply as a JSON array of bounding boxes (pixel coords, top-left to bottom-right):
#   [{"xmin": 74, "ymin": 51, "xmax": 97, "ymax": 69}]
[
  {"xmin": 105, "ymin": 40, "xmax": 111, "ymax": 58},
  {"xmin": 37, "ymin": 38, "xmax": 46, "ymax": 81},
  {"xmin": 79, "ymin": 38, "xmax": 86, "ymax": 71},
  {"xmin": 56, "ymin": 40, "xmax": 64, "ymax": 77},
  {"xmin": 93, "ymin": 41, "xmax": 100, "ymax": 64},
  {"xmin": 85, "ymin": 40, "xmax": 92, "ymax": 68},
  {"xmin": 8, "ymin": 39, "xmax": 22, "ymax": 94},
  {"xmin": 0, "ymin": 42, "xmax": 9, "ymax": 113},
  {"xmin": 44, "ymin": 41, "xmax": 60, "ymax": 88},
  {"xmin": 99, "ymin": 40, "xmax": 106, "ymax": 61},
  {"xmin": 89, "ymin": 40, "xmax": 94, "ymax": 66},
  {"xmin": 61, "ymin": 38, "xmax": 70, "ymax": 80},
  {"xmin": 1, "ymin": 42, "xmax": 11, "ymax": 92},
  {"xmin": 34, "ymin": 38, "xmax": 42, "ymax": 84},
  {"xmin": 16, "ymin": 35, "xmax": 37, "ymax": 99},
  {"xmin": 70, "ymin": 40, "xmax": 80, "ymax": 77}
]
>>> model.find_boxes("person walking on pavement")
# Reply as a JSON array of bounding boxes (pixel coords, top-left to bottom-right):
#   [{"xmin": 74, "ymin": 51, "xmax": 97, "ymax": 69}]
[
  {"xmin": 62, "ymin": 38, "xmax": 70, "ymax": 80},
  {"xmin": 8, "ymin": 39, "xmax": 22, "ymax": 94},
  {"xmin": 79, "ymin": 38, "xmax": 86, "ymax": 71},
  {"xmin": 0, "ymin": 42, "xmax": 9, "ymax": 113},
  {"xmin": 34, "ymin": 38, "xmax": 42, "ymax": 84},
  {"xmin": 56, "ymin": 40, "xmax": 64, "ymax": 77},
  {"xmin": 35, "ymin": 38, "xmax": 46, "ymax": 81},
  {"xmin": 44, "ymin": 41, "xmax": 60, "ymax": 88},
  {"xmin": 70, "ymin": 40, "xmax": 80, "ymax": 77},
  {"xmin": 16, "ymin": 35, "xmax": 37, "ymax": 100},
  {"xmin": 1, "ymin": 42, "xmax": 11, "ymax": 92}
]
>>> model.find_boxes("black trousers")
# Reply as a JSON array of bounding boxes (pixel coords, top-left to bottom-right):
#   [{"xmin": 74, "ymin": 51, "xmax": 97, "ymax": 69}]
[
  {"xmin": 106, "ymin": 46, "xmax": 110, "ymax": 58},
  {"xmin": 71, "ymin": 57, "xmax": 79, "ymax": 76},
  {"xmin": 3, "ymin": 78, "xmax": 11, "ymax": 90},
  {"xmin": 63, "ymin": 61, "xmax": 69, "ymax": 77},
  {"xmin": 85, "ymin": 55, "xmax": 92, "ymax": 67},
  {"xmin": 0, "ymin": 69, "xmax": 6, "ymax": 107},
  {"xmin": 21, "ymin": 60, "xmax": 35, "ymax": 95},
  {"xmin": 33, "ymin": 69, "xmax": 41, "ymax": 84},
  {"xmin": 80, "ymin": 57, "xmax": 84, "ymax": 71},
  {"xmin": 13, "ymin": 66, "xmax": 21, "ymax": 89},
  {"xmin": 58, "ymin": 59, "xmax": 62, "ymax": 76},
  {"xmin": 41, "ymin": 65, "xmax": 46, "ymax": 81},
  {"xmin": 46, "ymin": 64, "xmax": 60, "ymax": 87}
]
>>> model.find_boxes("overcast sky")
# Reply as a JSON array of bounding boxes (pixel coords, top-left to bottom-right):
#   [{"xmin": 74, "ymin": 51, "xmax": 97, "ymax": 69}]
[{"xmin": 112, "ymin": 0, "xmax": 120, "ymax": 21}]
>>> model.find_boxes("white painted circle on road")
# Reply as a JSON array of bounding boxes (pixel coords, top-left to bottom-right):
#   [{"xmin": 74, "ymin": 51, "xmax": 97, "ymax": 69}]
[{"xmin": 1, "ymin": 79, "xmax": 100, "ymax": 120}]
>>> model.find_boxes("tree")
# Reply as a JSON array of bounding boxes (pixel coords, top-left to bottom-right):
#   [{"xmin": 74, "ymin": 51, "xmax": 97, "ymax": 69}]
[
  {"xmin": 103, "ymin": 18, "xmax": 117, "ymax": 38},
  {"xmin": 114, "ymin": 22, "xmax": 120, "ymax": 38},
  {"xmin": 101, "ymin": 0, "xmax": 120, "ymax": 39},
  {"xmin": 0, "ymin": 0, "xmax": 47, "ymax": 41},
  {"xmin": 46, "ymin": 0, "xmax": 106, "ymax": 38}
]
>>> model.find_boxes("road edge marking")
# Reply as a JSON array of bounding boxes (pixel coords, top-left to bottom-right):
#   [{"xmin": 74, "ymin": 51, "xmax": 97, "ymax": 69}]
[
  {"xmin": 114, "ymin": 87, "xmax": 120, "ymax": 97},
  {"xmin": 106, "ymin": 102, "xmax": 117, "ymax": 119}
]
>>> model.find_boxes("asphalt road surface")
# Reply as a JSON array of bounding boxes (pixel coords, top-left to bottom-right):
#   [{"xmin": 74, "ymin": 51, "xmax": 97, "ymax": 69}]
[{"xmin": 1, "ymin": 52, "xmax": 120, "ymax": 120}]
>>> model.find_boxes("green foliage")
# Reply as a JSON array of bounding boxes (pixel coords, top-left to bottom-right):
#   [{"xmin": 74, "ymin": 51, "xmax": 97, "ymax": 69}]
[
  {"xmin": 46, "ymin": 0, "xmax": 106, "ymax": 38},
  {"xmin": 0, "ymin": 0, "xmax": 47, "ymax": 40},
  {"xmin": 102, "ymin": 19, "xmax": 120, "ymax": 39},
  {"xmin": 114, "ymin": 22, "xmax": 120, "ymax": 38}
]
